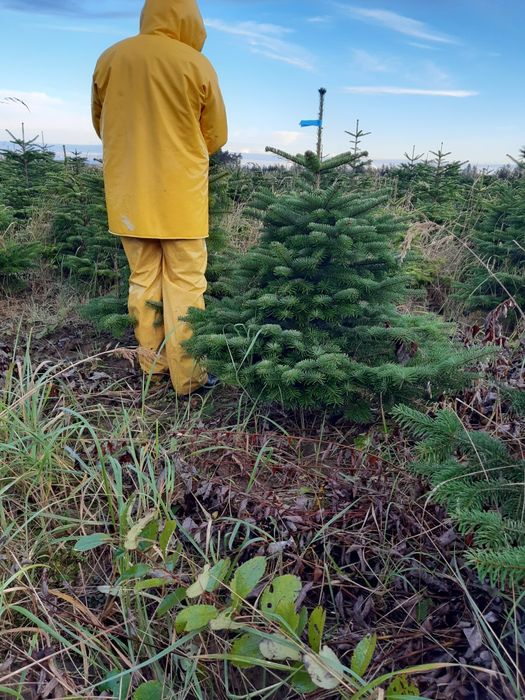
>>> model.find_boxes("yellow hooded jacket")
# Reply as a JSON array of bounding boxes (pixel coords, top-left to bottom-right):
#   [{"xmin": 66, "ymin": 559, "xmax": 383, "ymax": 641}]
[{"xmin": 92, "ymin": 0, "xmax": 228, "ymax": 239}]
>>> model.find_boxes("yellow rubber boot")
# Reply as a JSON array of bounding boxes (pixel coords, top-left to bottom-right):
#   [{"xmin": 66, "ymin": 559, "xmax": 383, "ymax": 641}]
[
  {"xmin": 161, "ymin": 239, "xmax": 208, "ymax": 395},
  {"xmin": 120, "ymin": 237, "xmax": 169, "ymax": 376}
]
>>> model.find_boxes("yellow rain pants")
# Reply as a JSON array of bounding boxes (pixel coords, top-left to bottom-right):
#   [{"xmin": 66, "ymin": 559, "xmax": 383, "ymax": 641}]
[{"xmin": 121, "ymin": 237, "xmax": 208, "ymax": 395}]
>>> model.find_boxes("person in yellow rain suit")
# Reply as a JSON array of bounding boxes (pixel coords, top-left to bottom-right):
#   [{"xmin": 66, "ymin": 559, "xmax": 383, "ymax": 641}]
[{"xmin": 91, "ymin": 0, "xmax": 228, "ymax": 395}]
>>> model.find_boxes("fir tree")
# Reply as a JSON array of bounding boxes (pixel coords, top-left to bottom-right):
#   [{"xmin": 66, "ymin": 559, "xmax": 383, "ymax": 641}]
[
  {"xmin": 395, "ymin": 145, "xmax": 468, "ymax": 223},
  {"xmin": 455, "ymin": 155, "xmax": 525, "ymax": 318},
  {"xmin": 201, "ymin": 166, "xmax": 233, "ymax": 296},
  {"xmin": 0, "ymin": 238, "xmax": 41, "ymax": 291},
  {"xmin": 0, "ymin": 202, "xmax": 14, "ymax": 232},
  {"xmin": 394, "ymin": 146, "xmax": 428, "ymax": 202},
  {"xmin": 345, "ymin": 120, "xmax": 372, "ymax": 176},
  {"xmin": 187, "ymin": 132, "xmax": 480, "ymax": 419},
  {"xmin": 50, "ymin": 161, "xmax": 126, "ymax": 290},
  {"xmin": 425, "ymin": 145, "xmax": 468, "ymax": 222},
  {"xmin": 80, "ymin": 294, "xmax": 134, "ymax": 338},
  {"xmin": 0, "ymin": 124, "xmax": 58, "ymax": 221},
  {"xmin": 394, "ymin": 405, "xmax": 525, "ymax": 588}
]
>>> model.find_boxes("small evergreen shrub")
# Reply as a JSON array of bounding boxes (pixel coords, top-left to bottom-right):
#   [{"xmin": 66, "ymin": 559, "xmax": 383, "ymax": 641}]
[
  {"xmin": 0, "ymin": 127, "xmax": 59, "ymax": 221},
  {"xmin": 0, "ymin": 203, "xmax": 14, "ymax": 232},
  {"xmin": 394, "ymin": 146, "xmax": 468, "ymax": 224},
  {"xmin": 0, "ymin": 239, "xmax": 42, "ymax": 291},
  {"xmin": 394, "ymin": 405, "xmax": 525, "ymax": 588},
  {"xmin": 80, "ymin": 295, "xmax": 134, "ymax": 338},
  {"xmin": 50, "ymin": 163, "xmax": 127, "ymax": 289},
  {"xmin": 454, "ymin": 171, "xmax": 525, "ymax": 320},
  {"xmin": 187, "ymin": 148, "xmax": 482, "ymax": 421}
]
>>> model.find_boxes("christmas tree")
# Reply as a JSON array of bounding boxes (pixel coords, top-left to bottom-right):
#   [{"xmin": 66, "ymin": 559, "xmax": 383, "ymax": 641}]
[
  {"xmin": 186, "ymin": 91, "xmax": 479, "ymax": 420},
  {"xmin": 394, "ymin": 405, "xmax": 525, "ymax": 588},
  {"xmin": 50, "ymin": 159, "xmax": 127, "ymax": 290},
  {"xmin": 395, "ymin": 144, "xmax": 468, "ymax": 224},
  {"xmin": 0, "ymin": 124, "xmax": 58, "ymax": 221},
  {"xmin": 0, "ymin": 125, "xmax": 55, "ymax": 290},
  {"xmin": 455, "ymin": 154, "xmax": 525, "ymax": 318},
  {"xmin": 0, "ymin": 239, "xmax": 42, "ymax": 292}
]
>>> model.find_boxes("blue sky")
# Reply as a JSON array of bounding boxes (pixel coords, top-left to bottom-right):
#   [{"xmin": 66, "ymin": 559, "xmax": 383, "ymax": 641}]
[{"xmin": 0, "ymin": 0, "xmax": 523, "ymax": 164}]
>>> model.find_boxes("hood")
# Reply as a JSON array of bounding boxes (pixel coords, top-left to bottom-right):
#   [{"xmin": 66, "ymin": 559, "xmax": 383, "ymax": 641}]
[{"xmin": 140, "ymin": 0, "xmax": 207, "ymax": 51}]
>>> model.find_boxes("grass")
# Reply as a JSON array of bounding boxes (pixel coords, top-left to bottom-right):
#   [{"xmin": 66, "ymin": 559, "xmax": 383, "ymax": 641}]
[
  {"xmin": 1, "ymin": 167, "xmax": 523, "ymax": 697},
  {"xmin": 0, "ymin": 334, "xmax": 522, "ymax": 699}
]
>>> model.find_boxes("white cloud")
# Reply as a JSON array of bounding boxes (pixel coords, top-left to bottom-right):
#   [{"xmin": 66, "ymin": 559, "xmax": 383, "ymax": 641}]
[
  {"xmin": 227, "ymin": 126, "xmax": 311, "ymax": 155},
  {"xmin": 205, "ymin": 19, "xmax": 315, "ymax": 71},
  {"xmin": 352, "ymin": 49, "xmax": 395, "ymax": 72},
  {"xmin": 272, "ymin": 130, "xmax": 303, "ymax": 146},
  {"xmin": 340, "ymin": 6, "xmax": 457, "ymax": 44},
  {"xmin": 0, "ymin": 89, "xmax": 96, "ymax": 143},
  {"xmin": 307, "ymin": 16, "xmax": 332, "ymax": 24},
  {"xmin": 343, "ymin": 86, "xmax": 478, "ymax": 97},
  {"xmin": 1, "ymin": 90, "xmax": 63, "ymax": 107},
  {"xmin": 408, "ymin": 42, "xmax": 439, "ymax": 51},
  {"xmin": 422, "ymin": 60, "xmax": 449, "ymax": 85}
]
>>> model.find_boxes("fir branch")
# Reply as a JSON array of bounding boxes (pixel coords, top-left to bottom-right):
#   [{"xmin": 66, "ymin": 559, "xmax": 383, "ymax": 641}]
[
  {"xmin": 466, "ymin": 546, "xmax": 525, "ymax": 588},
  {"xmin": 264, "ymin": 147, "xmax": 307, "ymax": 168}
]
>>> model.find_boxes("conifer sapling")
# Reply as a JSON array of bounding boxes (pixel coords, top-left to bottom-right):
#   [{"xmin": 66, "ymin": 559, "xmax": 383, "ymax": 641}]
[{"xmin": 186, "ymin": 114, "xmax": 479, "ymax": 419}]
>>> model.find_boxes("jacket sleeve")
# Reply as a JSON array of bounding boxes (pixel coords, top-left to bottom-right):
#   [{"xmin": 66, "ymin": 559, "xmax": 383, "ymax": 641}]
[
  {"xmin": 200, "ymin": 69, "xmax": 228, "ymax": 155},
  {"xmin": 91, "ymin": 78, "xmax": 103, "ymax": 139}
]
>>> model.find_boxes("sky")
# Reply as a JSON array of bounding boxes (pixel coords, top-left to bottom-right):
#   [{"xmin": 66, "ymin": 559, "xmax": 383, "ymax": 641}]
[{"xmin": 0, "ymin": 0, "xmax": 523, "ymax": 164}]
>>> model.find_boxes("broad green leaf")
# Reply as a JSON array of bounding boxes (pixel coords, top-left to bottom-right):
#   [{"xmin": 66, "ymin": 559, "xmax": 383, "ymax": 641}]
[
  {"xmin": 97, "ymin": 585, "xmax": 121, "ymax": 596},
  {"xmin": 297, "ymin": 606, "xmax": 309, "ymax": 637},
  {"xmin": 350, "ymin": 663, "xmax": 449, "ymax": 700},
  {"xmin": 187, "ymin": 558, "xmax": 231, "ymax": 599},
  {"xmin": 303, "ymin": 646, "xmax": 345, "ymax": 690},
  {"xmin": 159, "ymin": 520, "xmax": 177, "ymax": 556},
  {"xmin": 186, "ymin": 565, "xmax": 211, "ymax": 599},
  {"xmin": 308, "ymin": 607, "xmax": 326, "ymax": 653},
  {"xmin": 165, "ymin": 543, "xmax": 183, "ymax": 572},
  {"xmin": 260, "ymin": 635, "xmax": 302, "ymax": 662},
  {"xmin": 119, "ymin": 496, "xmax": 136, "ymax": 538},
  {"xmin": 207, "ymin": 558, "xmax": 231, "ymax": 592},
  {"xmin": 290, "ymin": 669, "xmax": 317, "ymax": 694},
  {"xmin": 156, "ymin": 587, "xmax": 187, "ymax": 617},
  {"xmin": 73, "ymin": 533, "xmax": 112, "ymax": 552},
  {"xmin": 387, "ymin": 674, "xmax": 420, "ymax": 698},
  {"xmin": 209, "ymin": 610, "xmax": 244, "ymax": 631},
  {"xmin": 230, "ymin": 556, "xmax": 266, "ymax": 606},
  {"xmin": 118, "ymin": 564, "xmax": 151, "ymax": 583},
  {"xmin": 133, "ymin": 681, "xmax": 163, "ymax": 700},
  {"xmin": 351, "ymin": 633, "xmax": 377, "ymax": 678},
  {"xmin": 277, "ymin": 601, "xmax": 300, "ymax": 633},
  {"xmin": 124, "ymin": 512, "xmax": 158, "ymax": 551},
  {"xmin": 138, "ymin": 520, "xmax": 159, "ymax": 552},
  {"xmin": 231, "ymin": 633, "xmax": 262, "ymax": 669},
  {"xmin": 415, "ymin": 598, "xmax": 432, "ymax": 624},
  {"xmin": 100, "ymin": 669, "xmax": 132, "ymax": 699},
  {"xmin": 260, "ymin": 574, "xmax": 302, "ymax": 621},
  {"xmin": 0, "ymin": 687, "xmax": 22, "ymax": 699},
  {"xmin": 175, "ymin": 604, "xmax": 218, "ymax": 633},
  {"xmin": 135, "ymin": 578, "xmax": 168, "ymax": 592}
]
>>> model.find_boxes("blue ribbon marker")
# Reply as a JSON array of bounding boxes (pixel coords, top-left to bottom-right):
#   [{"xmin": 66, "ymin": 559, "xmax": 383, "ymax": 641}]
[{"xmin": 300, "ymin": 119, "xmax": 322, "ymax": 128}]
